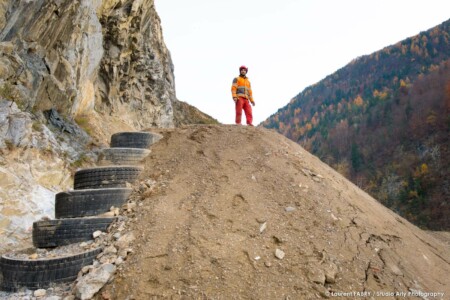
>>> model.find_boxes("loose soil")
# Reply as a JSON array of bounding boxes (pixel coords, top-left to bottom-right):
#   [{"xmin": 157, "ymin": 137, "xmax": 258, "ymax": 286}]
[{"xmin": 101, "ymin": 125, "xmax": 449, "ymax": 299}]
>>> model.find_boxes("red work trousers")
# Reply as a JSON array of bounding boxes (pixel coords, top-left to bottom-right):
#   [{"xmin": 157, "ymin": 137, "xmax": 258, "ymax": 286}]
[{"xmin": 235, "ymin": 97, "xmax": 253, "ymax": 125}]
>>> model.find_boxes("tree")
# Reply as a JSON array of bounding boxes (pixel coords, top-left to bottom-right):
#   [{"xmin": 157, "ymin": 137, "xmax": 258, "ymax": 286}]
[
  {"xmin": 353, "ymin": 95, "xmax": 364, "ymax": 106},
  {"xmin": 351, "ymin": 143, "xmax": 363, "ymax": 173}
]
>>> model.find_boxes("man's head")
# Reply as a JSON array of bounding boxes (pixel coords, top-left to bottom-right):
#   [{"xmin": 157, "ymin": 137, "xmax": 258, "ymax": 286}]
[{"xmin": 239, "ymin": 65, "xmax": 248, "ymax": 75}]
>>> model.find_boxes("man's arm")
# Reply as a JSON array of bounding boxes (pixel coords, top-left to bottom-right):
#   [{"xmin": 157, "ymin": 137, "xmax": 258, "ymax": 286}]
[
  {"xmin": 231, "ymin": 78, "xmax": 238, "ymax": 101},
  {"xmin": 248, "ymin": 81, "xmax": 255, "ymax": 106}
]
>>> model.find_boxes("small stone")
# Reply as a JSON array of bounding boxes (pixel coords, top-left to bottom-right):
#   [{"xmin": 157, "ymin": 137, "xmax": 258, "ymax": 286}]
[
  {"xmin": 102, "ymin": 211, "xmax": 115, "ymax": 217},
  {"xmin": 275, "ymin": 249, "xmax": 285, "ymax": 260},
  {"xmin": 29, "ymin": 253, "xmax": 38, "ymax": 260},
  {"xmin": 259, "ymin": 222, "xmax": 267, "ymax": 233},
  {"xmin": 75, "ymin": 264, "xmax": 116, "ymax": 300},
  {"xmin": 93, "ymin": 231, "xmax": 103, "ymax": 238},
  {"xmin": 251, "ymin": 174, "xmax": 256, "ymax": 181},
  {"xmin": 256, "ymin": 217, "xmax": 267, "ymax": 223},
  {"xmin": 390, "ymin": 264, "xmax": 403, "ymax": 276},
  {"xmin": 325, "ymin": 263, "xmax": 338, "ymax": 283},
  {"xmin": 254, "ymin": 256, "xmax": 261, "ymax": 261},
  {"xmin": 115, "ymin": 232, "xmax": 135, "ymax": 250},
  {"xmin": 308, "ymin": 269, "xmax": 326, "ymax": 285},
  {"xmin": 104, "ymin": 245, "xmax": 118, "ymax": 255},
  {"xmin": 100, "ymin": 255, "xmax": 117, "ymax": 264},
  {"xmin": 285, "ymin": 206, "xmax": 296, "ymax": 212},
  {"xmin": 264, "ymin": 261, "xmax": 272, "ymax": 267},
  {"xmin": 115, "ymin": 256, "xmax": 124, "ymax": 265},
  {"xmin": 113, "ymin": 233, "xmax": 121, "ymax": 240},
  {"xmin": 80, "ymin": 242, "xmax": 88, "ymax": 248},
  {"xmin": 34, "ymin": 289, "xmax": 46, "ymax": 297}
]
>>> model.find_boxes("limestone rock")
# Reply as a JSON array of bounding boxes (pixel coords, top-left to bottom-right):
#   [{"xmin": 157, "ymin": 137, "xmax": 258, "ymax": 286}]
[
  {"xmin": 74, "ymin": 263, "xmax": 116, "ymax": 300},
  {"xmin": 0, "ymin": 101, "xmax": 32, "ymax": 148},
  {"xmin": 308, "ymin": 268, "xmax": 326, "ymax": 285},
  {"xmin": 275, "ymin": 249, "xmax": 285, "ymax": 260},
  {"xmin": 34, "ymin": 289, "xmax": 46, "ymax": 297}
]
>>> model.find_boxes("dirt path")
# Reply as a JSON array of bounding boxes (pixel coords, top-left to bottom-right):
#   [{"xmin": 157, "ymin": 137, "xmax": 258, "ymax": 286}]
[{"xmin": 101, "ymin": 125, "xmax": 449, "ymax": 299}]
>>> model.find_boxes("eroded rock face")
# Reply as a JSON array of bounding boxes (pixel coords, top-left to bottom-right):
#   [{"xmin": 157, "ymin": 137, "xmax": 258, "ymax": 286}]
[
  {"xmin": 0, "ymin": 0, "xmax": 177, "ymax": 251},
  {"xmin": 0, "ymin": 0, "xmax": 175, "ymax": 128},
  {"xmin": 96, "ymin": 0, "xmax": 175, "ymax": 128}
]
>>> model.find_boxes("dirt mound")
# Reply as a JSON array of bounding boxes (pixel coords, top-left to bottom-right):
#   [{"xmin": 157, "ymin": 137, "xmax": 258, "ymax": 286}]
[{"xmin": 102, "ymin": 125, "xmax": 449, "ymax": 299}]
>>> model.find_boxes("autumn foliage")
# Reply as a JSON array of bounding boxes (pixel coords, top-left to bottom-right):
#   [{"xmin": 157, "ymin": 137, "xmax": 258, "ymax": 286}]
[{"xmin": 262, "ymin": 19, "xmax": 450, "ymax": 230}]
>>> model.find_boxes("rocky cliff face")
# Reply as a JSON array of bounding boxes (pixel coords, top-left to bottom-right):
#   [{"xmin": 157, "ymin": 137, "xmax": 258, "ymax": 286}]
[
  {"xmin": 0, "ymin": 0, "xmax": 175, "ymax": 128},
  {"xmin": 0, "ymin": 0, "xmax": 214, "ymax": 252}
]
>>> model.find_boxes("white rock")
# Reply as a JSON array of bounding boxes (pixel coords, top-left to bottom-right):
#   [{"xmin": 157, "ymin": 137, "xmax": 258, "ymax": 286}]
[
  {"xmin": 275, "ymin": 249, "xmax": 285, "ymax": 260},
  {"xmin": 104, "ymin": 245, "xmax": 117, "ymax": 255},
  {"xmin": 115, "ymin": 232, "xmax": 135, "ymax": 250},
  {"xmin": 259, "ymin": 222, "xmax": 267, "ymax": 233},
  {"xmin": 74, "ymin": 264, "xmax": 116, "ymax": 300},
  {"xmin": 81, "ymin": 265, "xmax": 92, "ymax": 274},
  {"xmin": 285, "ymin": 206, "xmax": 296, "ymax": 212},
  {"xmin": 325, "ymin": 263, "xmax": 338, "ymax": 283},
  {"xmin": 34, "ymin": 289, "xmax": 46, "ymax": 297},
  {"xmin": 308, "ymin": 269, "xmax": 326, "ymax": 285},
  {"xmin": 390, "ymin": 264, "xmax": 404, "ymax": 276},
  {"xmin": 93, "ymin": 230, "xmax": 102, "ymax": 238},
  {"xmin": 115, "ymin": 256, "xmax": 124, "ymax": 265}
]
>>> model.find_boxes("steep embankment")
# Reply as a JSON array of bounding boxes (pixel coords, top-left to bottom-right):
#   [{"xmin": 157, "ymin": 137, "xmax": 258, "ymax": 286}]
[{"xmin": 101, "ymin": 125, "xmax": 449, "ymax": 299}]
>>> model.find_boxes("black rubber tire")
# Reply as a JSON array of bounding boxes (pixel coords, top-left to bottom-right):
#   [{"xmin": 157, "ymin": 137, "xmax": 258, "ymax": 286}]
[
  {"xmin": 0, "ymin": 247, "xmax": 101, "ymax": 291},
  {"xmin": 110, "ymin": 131, "xmax": 162, "ymax": 149},
  {"xmin": 73, "ymin": 166, "xmax": 143, "ymax": 190},
  {"xmin": 55, "ymin": 188, "xmax": 132, "ymax": 218},
  {"xmin": 98, "ymin": 148, "xmax": 150, "ymax": 166},
  {"xmin": 32, "ymin": 218, "xmax": 115, "ymax": 248}
]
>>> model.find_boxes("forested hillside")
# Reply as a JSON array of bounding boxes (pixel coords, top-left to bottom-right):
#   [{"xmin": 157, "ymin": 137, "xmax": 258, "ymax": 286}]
[{"xmin": 262, "ymin": 19, "xmax": 450, "ymax": 230}]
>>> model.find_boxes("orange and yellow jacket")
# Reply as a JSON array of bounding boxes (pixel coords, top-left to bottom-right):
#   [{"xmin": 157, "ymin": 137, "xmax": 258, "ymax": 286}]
[{"xmin": 231, "ymin": 75, "xmax": 254, "ymax": 104}]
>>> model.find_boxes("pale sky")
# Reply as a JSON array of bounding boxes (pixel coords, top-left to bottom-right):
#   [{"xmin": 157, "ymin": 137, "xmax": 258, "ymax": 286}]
[{"xmin": 154, "ymin": 0, "xmax": 450, "ymax": 125}]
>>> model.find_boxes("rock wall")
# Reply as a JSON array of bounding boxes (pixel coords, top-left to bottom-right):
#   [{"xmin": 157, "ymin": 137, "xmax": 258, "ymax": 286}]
[
  {"xmin": 0, "ymin": 0, "xmax": 175, "ymax": 128},
  {"xmin": 96, "ymin": 0, "xmax": 175, "ymax": 128},
  {"xmin": 0, "ymin": 0, "xmax": 179, "ymax": 252}
]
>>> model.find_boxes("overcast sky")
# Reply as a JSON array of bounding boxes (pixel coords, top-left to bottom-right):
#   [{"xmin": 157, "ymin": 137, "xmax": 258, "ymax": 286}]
[{"xmin": 154, "ymin": 0, "xmax": 450, "ymax": 125}]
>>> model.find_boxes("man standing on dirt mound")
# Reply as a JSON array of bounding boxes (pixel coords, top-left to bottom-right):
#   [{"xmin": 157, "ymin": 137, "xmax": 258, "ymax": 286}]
[{"xmin": 231, "ymin": 65, "xmax": 255, "ymax": 126}]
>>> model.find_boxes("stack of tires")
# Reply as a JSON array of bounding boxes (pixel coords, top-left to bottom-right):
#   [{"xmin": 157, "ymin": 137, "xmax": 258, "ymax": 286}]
[{"xmin": 0, "ymin": 131, "xmax": 161, "ymax": 292}]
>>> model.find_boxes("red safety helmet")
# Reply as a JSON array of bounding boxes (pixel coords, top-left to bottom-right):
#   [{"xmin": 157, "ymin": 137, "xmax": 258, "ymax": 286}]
[{"xmin": 239, "ymin": 65, "xmax": 248, "ymax": 72}]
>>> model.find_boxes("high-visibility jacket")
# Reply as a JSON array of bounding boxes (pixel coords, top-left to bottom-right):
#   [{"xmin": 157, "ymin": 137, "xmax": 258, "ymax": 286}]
[{"xmin": 231, "ymin": 75, "xmax": 254, "ymax": 104}]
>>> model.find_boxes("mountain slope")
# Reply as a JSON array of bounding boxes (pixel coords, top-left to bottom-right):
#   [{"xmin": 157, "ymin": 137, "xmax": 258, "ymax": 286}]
[
  {"xmin": 262, "ymin": 19, "xmax": 450, "ymax": 230},
  {"xmin": 100, "ymin": 125, "xmax": 449, "ymax": 299}
]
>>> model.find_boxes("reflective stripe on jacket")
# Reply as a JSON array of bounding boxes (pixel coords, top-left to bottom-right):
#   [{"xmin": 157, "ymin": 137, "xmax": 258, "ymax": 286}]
[{"xmin": 231, "ymin": 76, "xmax": 254, "ymax": 103}]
